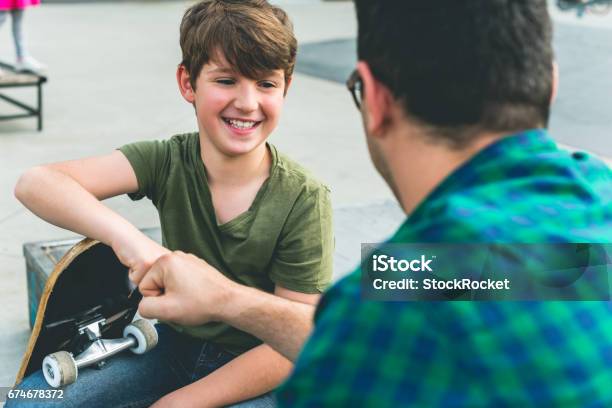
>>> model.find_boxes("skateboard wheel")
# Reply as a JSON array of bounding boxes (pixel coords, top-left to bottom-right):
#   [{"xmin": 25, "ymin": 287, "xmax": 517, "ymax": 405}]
[
  {"xmin": 123, "ymin": 319, "xmax": 158, "ymax": 354},
  {"xmin": 42, "ymin": 351, "xmax": 77, "ymax": 388}
]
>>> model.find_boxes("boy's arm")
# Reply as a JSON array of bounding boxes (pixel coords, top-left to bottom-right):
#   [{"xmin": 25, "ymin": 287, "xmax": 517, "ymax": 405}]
[
  {"xmin": 150, "ymin": 285, "xmax": 318, "ymax": 408},
  {"xmin": 158, "ymin": 344, "xmax": 290, "ymax": 408},
  {"xmin": 14, "ymin": 151, "xmax": 168, "ymax": 283}
]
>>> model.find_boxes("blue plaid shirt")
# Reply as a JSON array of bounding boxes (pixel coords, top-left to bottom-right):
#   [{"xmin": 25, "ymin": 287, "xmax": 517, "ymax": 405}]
[{"xmin": 277, "ymin": 129, "xmax": 612, "ymax": 407}]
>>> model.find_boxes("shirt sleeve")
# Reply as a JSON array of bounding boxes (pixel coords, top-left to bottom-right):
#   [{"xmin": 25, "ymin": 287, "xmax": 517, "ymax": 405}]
[
  {"xmin": 118, "ymin": 140, "xmax": 171, "ymax": 205},
  {"xmin": 276, "ymin": 272, "xmax": 451, "ymax": 407},
  {"xmin": 268, "ymin": 185, "xmax": 334, "ymax": 294}
]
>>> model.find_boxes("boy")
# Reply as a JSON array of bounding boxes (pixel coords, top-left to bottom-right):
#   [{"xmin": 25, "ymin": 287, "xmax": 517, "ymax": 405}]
[{"xmin": 10, "ymin": 1, "xmax": 333, "ymax": 407}]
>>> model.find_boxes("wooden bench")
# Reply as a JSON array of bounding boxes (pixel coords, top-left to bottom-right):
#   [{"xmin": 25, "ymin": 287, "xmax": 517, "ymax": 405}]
[
  {"xmin": 22, "ymin": 201, "xmax": 406, "ymax": 328},
  {"xmin": 0, "ymin": 61, "xmax": 47, "ymax": 131}
]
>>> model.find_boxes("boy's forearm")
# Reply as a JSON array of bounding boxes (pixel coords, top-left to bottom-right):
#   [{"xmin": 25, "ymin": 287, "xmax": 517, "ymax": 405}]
[
  {"xmin": 14, "ymin": 166, "xmax": 139, "ymax": 245},
  {"xmin": 221, "ymin": 284, "xmax": 315, "ymax": 362},
  {"xmin": 159, "ymin": 344, "xmax": 291, "ymax": 407}
]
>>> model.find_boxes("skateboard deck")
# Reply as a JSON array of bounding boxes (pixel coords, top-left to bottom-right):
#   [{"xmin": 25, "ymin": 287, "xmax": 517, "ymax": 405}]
[{"xmin": 15, "ymin": 239, "xmax": 155, "ymax": 387}]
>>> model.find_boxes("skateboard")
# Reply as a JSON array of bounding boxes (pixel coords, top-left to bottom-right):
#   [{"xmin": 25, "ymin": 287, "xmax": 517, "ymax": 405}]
[{"xmin": 15, "ymin": 239, "xmax": 158, "ymax": 388}]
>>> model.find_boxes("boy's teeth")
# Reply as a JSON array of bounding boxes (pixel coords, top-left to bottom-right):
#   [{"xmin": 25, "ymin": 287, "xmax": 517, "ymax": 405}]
[{"xmin": 228, "ymin": 119, "xmax": 257, "ymax": 129}]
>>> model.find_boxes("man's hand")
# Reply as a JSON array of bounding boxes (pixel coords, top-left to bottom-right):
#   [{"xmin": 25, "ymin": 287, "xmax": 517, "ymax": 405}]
[
  {"xmin": 111, "ymin": 232, "xmax": 170, "ymax": 285},
  {"xmin": 138, "ymin": 251, "xmax": 238, "ymax": 325},
  {"xmin": 138, "ymin": 251, "xmax": 315, "ymax": 361}
]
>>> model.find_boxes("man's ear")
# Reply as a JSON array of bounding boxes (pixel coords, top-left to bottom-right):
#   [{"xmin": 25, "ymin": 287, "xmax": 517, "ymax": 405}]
[
  {"xmin": 177, "ymin": 64, "xmax": 196, "ymax": 103},
  {"xmin": 357, "ymin": 61, "xmax": 395, "ymax": 139},
  {"xmin": 551, "ymin": 61, "xmax": 559, "ymax": 104}
]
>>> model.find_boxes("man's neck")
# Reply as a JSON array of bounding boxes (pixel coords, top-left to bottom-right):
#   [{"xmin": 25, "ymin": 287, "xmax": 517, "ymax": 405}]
[
  {"xmin": 199, "ymin": 136, "xmax": 271, "ymax": 187},
  {"xmin": 386, "ymin": 125, "xmax": 508, "ymax": 216}
]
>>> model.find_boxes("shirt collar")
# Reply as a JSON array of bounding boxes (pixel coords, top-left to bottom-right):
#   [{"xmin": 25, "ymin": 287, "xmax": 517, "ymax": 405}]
[{"xmin": 405, "ymin": 128, "xmax": 557, "ymax": 224}]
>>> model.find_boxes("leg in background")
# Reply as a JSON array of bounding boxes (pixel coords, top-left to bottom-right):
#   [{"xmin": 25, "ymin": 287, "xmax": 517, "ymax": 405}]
[
  {"xmin": 10, "ymin": 9, "xmax": 25, "ymax": 60},
  {"xmin": 0, "ymin": 11, "xmax": 7, "ymax": 30},
  {"xmin": 11, "ymin": 10, "xmax": 46, "ymax": 72}
]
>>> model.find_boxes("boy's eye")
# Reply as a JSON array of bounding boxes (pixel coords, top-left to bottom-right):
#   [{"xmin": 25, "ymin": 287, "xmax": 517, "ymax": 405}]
[
  {"xmin": 259, "ymin": 81, "xmax": 277, "ymax": 89},
  {"xmin": 216, "ymin": 78, "xmax": 235, "ymax": 85}
]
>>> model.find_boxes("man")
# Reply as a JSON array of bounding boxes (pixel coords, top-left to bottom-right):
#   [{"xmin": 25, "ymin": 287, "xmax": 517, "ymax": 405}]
[{"xmin": 138, "ymin": 1, "xmax": 612, "ymax": 406}]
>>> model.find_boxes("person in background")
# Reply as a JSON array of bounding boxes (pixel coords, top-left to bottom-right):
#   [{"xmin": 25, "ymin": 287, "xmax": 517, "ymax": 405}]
[{"xmin": 0, "ymin": 0, "xmax": 45, "ymax": 72}]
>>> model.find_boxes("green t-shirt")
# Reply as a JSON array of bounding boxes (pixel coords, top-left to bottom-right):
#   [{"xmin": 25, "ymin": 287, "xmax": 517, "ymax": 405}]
[{"xmin": 119, "ymin": 133, "xmax": 333, "ymax": 354}]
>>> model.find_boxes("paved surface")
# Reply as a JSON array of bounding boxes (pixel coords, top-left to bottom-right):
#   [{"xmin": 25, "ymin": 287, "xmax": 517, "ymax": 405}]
[
  {"xmin": 0, "ymin": 0, "xmax": 610, "ymax": 392},
  {"xmin": 296, "ymin": 11, "xmax": 612, "ymax": 157}
]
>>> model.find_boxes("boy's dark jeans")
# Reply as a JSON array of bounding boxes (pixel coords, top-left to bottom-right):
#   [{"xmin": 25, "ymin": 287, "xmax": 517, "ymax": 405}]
[{"xmin": 7, "ymin": 324, "xmax": 275, "ymax": 408}]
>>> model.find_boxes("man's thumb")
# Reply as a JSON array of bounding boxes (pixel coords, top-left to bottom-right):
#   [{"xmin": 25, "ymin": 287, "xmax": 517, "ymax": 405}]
[{"xmin": 139, "ymin": 296, "xmax": 171, "ymax": 321}]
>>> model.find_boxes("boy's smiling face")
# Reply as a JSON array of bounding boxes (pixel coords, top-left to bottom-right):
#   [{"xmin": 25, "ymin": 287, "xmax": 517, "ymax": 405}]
[{"xmin": 178, "ymin": 53, "xmax": 288, "ymax": 158}]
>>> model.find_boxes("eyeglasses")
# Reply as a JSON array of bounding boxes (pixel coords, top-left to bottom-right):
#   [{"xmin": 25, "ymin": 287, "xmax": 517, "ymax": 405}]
[{"xmin": 346, "ymin": 69, "xmax": 363, "ymax": 110}]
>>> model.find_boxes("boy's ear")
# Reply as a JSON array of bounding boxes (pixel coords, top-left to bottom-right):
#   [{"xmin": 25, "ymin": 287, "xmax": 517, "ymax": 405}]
[
  {"xmin": 283, "ymin": 76, "xmax": 293, "ymax": 97},
  {"xmin": 177, "ymin": 64, "xmax": 196, "ymax": 103}
]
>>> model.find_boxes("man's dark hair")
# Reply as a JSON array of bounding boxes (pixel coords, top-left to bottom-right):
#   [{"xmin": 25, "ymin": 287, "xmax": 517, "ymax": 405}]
[{"xmin": 353, "ymin": 0, "xmax": 554, "ymax": 147}]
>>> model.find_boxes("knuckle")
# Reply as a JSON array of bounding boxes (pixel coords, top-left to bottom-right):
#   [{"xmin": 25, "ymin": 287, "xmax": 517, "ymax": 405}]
[
  {"xmin": 158, "ymin": 252, "xmax": 175, "ymax": 265},
  {"xmin": 137, "ymin": 280, "xmax": 147, "ymax": 291}
]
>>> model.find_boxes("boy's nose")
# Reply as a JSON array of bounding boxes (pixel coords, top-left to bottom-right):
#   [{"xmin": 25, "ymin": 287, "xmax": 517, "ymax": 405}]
[{"xmin": 233, "ymin": 85, "xmax": 258, "ymax": 113}]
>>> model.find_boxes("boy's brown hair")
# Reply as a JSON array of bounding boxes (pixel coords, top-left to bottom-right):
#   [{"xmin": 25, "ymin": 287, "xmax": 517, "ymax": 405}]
[{"xmin": 180, "ymin": 0, "xmax": 297, "ymax": 90}]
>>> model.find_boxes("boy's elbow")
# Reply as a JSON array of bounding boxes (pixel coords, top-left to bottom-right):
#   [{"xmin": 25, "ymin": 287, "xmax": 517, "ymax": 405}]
[{"xmin": 14, "ymin": 166, "xmax": 47, "ymax": 203}]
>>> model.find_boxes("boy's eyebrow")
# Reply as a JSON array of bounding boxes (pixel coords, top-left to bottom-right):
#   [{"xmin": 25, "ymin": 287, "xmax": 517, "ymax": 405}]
[{"xmin": 208, "ymin": 67, "xmax": 235, "ymax": 74}]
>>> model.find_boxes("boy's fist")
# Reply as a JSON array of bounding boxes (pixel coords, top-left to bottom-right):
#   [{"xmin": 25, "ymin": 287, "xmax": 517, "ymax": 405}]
[{"xmin": 111, "ymin": 233, "xmax": 170, "ymax": 285}]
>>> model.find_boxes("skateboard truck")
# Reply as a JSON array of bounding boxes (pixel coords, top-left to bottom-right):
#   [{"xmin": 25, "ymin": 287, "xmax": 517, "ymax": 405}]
[{"xmin": 42, "ymin": 319, "xmax": 158, "ymax": 388}]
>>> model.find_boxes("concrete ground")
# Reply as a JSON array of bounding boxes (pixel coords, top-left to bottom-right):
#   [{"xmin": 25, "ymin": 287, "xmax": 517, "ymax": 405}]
[{"xmin": 0, "ymin": 0, "xmax": 610, "ymax": 394}]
